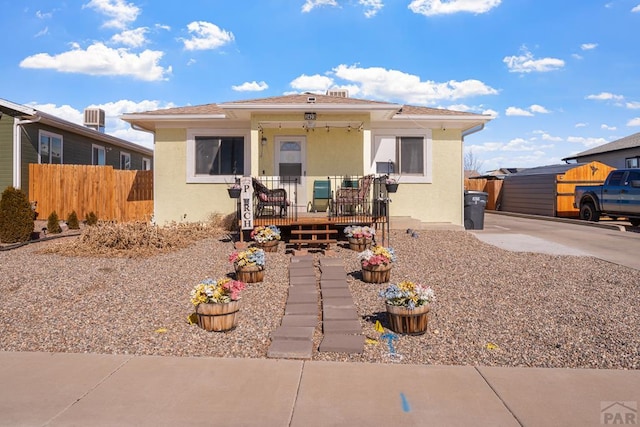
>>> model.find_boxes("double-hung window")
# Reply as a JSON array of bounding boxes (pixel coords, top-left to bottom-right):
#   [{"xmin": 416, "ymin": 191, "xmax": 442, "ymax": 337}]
[
  {"xmin": 187, "ymin": 130, "xmax": 248, "ymax": 183},
  {"xmin": 371, "ymin": 131, "xmax": 432, "ymax": 182},
  {"xmin": 120, "ymin": 152, "xmax": 131, "ymax": 170},
  {"xmin": 92, "ymin": 144, "xmax": 106, "ymax": 166},
  {"xmin": 39, "ymin": 131, "xmax": 63, "ymax": 164},
  {"xmin": 626, "ymin": 157, "xmax": 639, "ymax": 168}
]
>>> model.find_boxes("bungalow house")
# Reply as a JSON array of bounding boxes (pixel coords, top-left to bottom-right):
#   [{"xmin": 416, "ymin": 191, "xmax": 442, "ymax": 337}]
[
  {"xmin": 562, "ymin": 131, "xmax": 640, "ymax": 169},
  {"xmin": 121, "ymin": 92, "xmax": 492, "ymax": 229},
  {"xmin": 0, "ymin": 98, "xmax": 153, "ymax": 199}
]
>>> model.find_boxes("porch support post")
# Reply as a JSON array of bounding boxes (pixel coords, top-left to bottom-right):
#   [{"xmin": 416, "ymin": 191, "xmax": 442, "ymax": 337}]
[{"xmin": 250, "ymin": 123, "xmax": 260, "ymax": 177}]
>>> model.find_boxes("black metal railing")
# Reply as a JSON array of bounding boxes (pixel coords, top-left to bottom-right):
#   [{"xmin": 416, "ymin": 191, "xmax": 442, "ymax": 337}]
[{"xmin": 236, "ymin": 174, "xmax": 391, "ymax": 225}]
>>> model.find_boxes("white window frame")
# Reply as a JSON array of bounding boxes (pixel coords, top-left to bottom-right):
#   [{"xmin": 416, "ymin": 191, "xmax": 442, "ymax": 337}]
[
  {"xmin": 626, "ymin": 157, "xmax": 639, "ymax": 168},
  {"xmin": 142, "ymin": 157, "xmax": 151, "ymax": 170},
  {"xmin": 120, "ymin": 152, "xmax": 131, "ymax": 170},
  {"xmin": 186, "ymin": 128, "xmax": 250, "ymax": 183},
  {"xmin": 38, "ymin": 130, "xmax": 63, "ymax": 164},
  {"xmin": 92, "ymin": 144, "xmax": 106, "ymax": 166},
  {"xmin": 370, "ymin": 129, "xmax": 432, "ymax": 183}
]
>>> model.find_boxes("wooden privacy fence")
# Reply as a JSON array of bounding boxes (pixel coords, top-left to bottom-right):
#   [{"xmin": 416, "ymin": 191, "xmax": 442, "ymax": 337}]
[
  {"xmin": 464, "ymin": 179, "xmax": 503, "ymax": 211},
  {"xmin": 29, "ymin": 164, "xmax": 153, "ymax": 222}
]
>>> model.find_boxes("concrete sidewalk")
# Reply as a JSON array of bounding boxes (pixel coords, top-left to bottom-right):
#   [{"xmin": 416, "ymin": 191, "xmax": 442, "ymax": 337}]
[{"xmin": 1, "ymin": 351, "xmax": 638, "ymax": 427}]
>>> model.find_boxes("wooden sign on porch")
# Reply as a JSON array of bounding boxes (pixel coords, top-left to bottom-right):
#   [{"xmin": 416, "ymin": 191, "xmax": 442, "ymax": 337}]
[{"xmin": 240, "ymin": 177, "xmax": 254, "ymax": 230}]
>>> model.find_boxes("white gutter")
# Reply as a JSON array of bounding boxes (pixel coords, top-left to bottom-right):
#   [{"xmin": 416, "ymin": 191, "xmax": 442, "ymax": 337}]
[
  {"xmin": 461, "ymin": 123, "xmax": 485, "ymax": 139},
  {"xmin": 13, "ymin": 116, "xmax": 41, "ymax": 189}
]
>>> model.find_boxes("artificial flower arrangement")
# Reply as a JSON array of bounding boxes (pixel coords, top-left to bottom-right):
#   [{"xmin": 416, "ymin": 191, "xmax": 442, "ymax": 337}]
[
  {"xmin": 190, "ymin": 277, "xmax": 247, "ymax": 305},
  {"xmin": 229, "ymin": 246, "xmax": 266, "ymax": 269},
  {"xmin": 358, "ymin": 245, "xmax": 396, "ymax": 267},
  {"xmin": 379, "ymin": 280, "xmax": 435, "ymax": 310},
  {"xmin": 344, "ymin": 225, "xmax": 376, "ymax": 240},
  {"xmin": 386, "ymin": 177, "xmax": 398, "ymax": 185},
  {"xmin": 251, "ymin": 225, "xmax": 281, "ymax": 243}
]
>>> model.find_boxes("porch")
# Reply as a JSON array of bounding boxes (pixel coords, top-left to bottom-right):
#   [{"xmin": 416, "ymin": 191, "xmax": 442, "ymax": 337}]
[{"xmin": 235, "ymin": 175, "xmax": 393, "ymax": 247}]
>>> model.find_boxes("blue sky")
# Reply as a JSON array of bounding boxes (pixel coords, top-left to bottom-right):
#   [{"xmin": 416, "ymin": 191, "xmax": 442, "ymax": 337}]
[{"xmin": 2, "ymin": 0, "xmax": 640, "ymax": 173}]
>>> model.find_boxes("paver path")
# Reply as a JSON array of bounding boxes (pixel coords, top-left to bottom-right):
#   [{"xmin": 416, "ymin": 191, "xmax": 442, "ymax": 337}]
[{"xmin": 267, "ymin": 255, "xmax": 364, "ymax": 359}]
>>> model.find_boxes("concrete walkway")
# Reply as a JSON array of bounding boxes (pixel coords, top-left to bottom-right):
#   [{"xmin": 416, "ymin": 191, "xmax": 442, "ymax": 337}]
[{"xmin": 1, "ymin": 351, "xmax": 639, "ymax": 426}]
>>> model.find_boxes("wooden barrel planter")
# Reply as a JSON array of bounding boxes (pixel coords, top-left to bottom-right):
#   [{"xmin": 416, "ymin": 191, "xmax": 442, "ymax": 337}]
[
  {"xmin": 348, "ymin": 237, "xmax": 372, "ymax": 251},
  {"xmin": 235, "ymin": 264, "xmax": 265, "ymax": 283},
  {"xmin": 255, "ymin": 240, "xmax": 279, "ymax": 252},
  {"xmin": 386, "ymin": 303, "xmax": 430, "ymax": 335},
  {"xmin": 195, "ymin": 301, "xmax": 241, "ymax": 332},
  {"xmin": 361, "ymin": 263, "xmax": 391, "ymax": 283}
]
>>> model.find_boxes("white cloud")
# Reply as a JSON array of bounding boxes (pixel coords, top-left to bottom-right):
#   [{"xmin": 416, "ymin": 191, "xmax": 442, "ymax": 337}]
[
  {"xmin": 329, "ymin": 64, "xmax": 497, "ymax": 104},
  {"xmin": 533, "ymin": 130, "xmax": 563, "ymax": 142},
  {"xmin": 111, "ymin": 27, "xmax": 148, "ymax": 48},
  {"xmin": 36, "ymin": 10, "xmax": 53, "ymax": 19},
  {"xmin": 83, "ymin": 0, "xmax": 140, "ymax": 30},
  {"xmin": 181, "ymin": 22, "xmax": 234, "ymax": 51},
  {"xmin": 482, "ymin": 108, "xmax": 499, "ymax": 118},
  {"xmin": 302, "ymin": 0, "xmax": 338, "ymax": 13},
  {"xmin": 627, "ymin": 117, "xmax": 640, "ymax": 126},
  {"xmin": 505, "ymin": 107, "xmax": 533, "ymax": 117},
  {"xmin": 580, "ymin": 43, "xmax": 598, "ymax": 50},
  {"xmin": 566, "ymin": 136, "xmax": 608, "ymax": 148},
  {"xmin": 360, "ymin": 0, "xmax": 384, "ymax": 17},
  {"xmin": 626, "ymin": 101, "xmax": 640, "ymax": 109},
  {"xmin": 529, "ymin": 104, "xmax": 550, "ymax": 114},
  {"xmin": 408, "ymin": 0, "xmax": 501, "ymax": 16},
  {"xmin": 601, "ymin": 124, "xmax": 617, "ymax": 131},
  {"xmin": 632, "ymin": 4, "xmax": 640, "ymax": 12},
  {"xmin": 232, "ymin": 81, "xmax": 269, "ymax": 92},
  {"xmin": 290, "ymin": 74, "xmax": 334, "ymax": 92},
  {"xmin": 575, "ymin": 122, "xmax": 588, "ymax": 128},
  {"xmin": 572, "ymin": 53, "xmax": 583, "ymax": 60},
  {"xmin": 20, "ymin": 42, "xmax": 170, "ymax": 81},
  {"xmin": 586, "ymin": 92, "xmax": 624, "ymax": 101},
  {"xmin": 503, "ymin": 47, "xmax": 565, "ymax": 73},
  {"xmin": 35, "ymin": 27, "xmax": 49, "ymax": 38}
]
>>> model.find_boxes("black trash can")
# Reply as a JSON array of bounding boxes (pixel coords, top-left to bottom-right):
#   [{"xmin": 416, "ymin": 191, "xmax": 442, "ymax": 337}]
[{"xmin": 464, "ymin": 190, "xmax": 488, "ymax": 230}]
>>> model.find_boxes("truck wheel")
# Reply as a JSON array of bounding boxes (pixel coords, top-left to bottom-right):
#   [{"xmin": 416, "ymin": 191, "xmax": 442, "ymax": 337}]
[
  {"xmin": 579, "ymin": 202, "xmax": 599, "ymax": 222},
  {"xmin": 630, "ymin": 218, "xmax": 640, "ymax": 227}
]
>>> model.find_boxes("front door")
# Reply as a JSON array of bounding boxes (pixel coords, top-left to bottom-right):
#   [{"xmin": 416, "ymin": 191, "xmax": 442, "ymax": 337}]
[{"xmin": 275, "ymin": 136, "xmax": 306, "ymax": 211}]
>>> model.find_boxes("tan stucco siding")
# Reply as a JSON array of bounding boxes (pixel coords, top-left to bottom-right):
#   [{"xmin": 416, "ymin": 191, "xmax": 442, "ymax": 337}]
[
  {"xmin": 387, "ymin": 130, "xmax": 463, "ymax": 225},
  {"xmin": 154, "ymin": 128, "xmax": 236, "ymax": 224}
]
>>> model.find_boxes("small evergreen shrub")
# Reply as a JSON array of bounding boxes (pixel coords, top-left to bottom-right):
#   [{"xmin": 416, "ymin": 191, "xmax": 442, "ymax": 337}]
[
  {"xmin": 47, "ymin": 211, "xmax": 62, "ymax": 234},
  {"xmin": 67, "ymin": 210, "xmax": 80, "ymax": 230},
  {"xmin": 0, "ymin": 186, "xmax": 34, "ymax": 243},
  {"xmin": 85, "ymin": 211, "xmax": 98, "ymax": 226}
]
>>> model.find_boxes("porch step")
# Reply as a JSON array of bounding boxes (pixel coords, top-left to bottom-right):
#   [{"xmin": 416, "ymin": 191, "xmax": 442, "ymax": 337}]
[{"xmin": 289, "ymin": 223, "xmax": 338, "ymax": 249}]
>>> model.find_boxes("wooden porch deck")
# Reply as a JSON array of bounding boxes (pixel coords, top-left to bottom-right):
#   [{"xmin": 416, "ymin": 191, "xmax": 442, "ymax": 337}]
[{"xmin": 240, "ymin": 212, "xmax": 389, "ymax": 248}]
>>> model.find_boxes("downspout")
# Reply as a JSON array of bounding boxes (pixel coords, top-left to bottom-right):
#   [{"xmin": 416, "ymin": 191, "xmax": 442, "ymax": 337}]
[{"xmin": 13, "ymin": 116, "xmax": 41, "ymax": 189}]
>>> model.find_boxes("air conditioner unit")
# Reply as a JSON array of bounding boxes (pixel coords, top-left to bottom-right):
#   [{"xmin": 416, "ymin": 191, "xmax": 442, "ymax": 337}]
[
  {"xmin": 326, "ymin": 89, "xmax": 349, "ymax": 98},
  {"xmin": 83, "ymin": 108, "xmax": 105, "ymax": 132}
]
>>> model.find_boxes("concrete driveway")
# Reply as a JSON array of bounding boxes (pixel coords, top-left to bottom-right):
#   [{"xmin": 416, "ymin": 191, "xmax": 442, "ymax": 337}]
[{"xmin": 470, "ymin": 212, "xmax": 640, "ymax": 270}]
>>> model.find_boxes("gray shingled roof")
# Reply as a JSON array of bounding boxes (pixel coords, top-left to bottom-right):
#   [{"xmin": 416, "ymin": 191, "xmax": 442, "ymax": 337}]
[
  {"xmin": 508, "ymin": 163, "xmax": 588, "ymax": 176},
  {"xmin": 562, "ymin": 132, "xmax": 640, "ymax": 160},
  {"xmin": 134, "ymin": 93, "xmax": 478, "ymax": 117}
]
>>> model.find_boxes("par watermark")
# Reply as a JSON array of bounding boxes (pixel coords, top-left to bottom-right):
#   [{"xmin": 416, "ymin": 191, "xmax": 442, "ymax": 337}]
[{"xmin": 601, "ymin": 401, "xmax": 637, "ymax": 425}]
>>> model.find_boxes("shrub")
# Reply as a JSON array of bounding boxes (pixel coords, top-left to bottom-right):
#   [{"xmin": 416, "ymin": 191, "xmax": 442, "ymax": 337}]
[
  {"xmin": 47, "ymin": 211, "xmax": 62, "ymax": 234},
  {"xmin": 85, "ymin": 211, "xmax": 98, "ymax": 226},
  {"xmin": 0, "ymin": 186, "xmax": 34, "ymax": 243},
  {"xmin": 67, "ymin": 210, "xmax": 80, "ymax": 230}
]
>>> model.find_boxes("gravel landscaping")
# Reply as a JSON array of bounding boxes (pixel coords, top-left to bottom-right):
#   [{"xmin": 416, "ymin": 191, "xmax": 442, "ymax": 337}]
[{"xmin": 1, "ymin": 229, "xmax": 639, "ymax": 369}]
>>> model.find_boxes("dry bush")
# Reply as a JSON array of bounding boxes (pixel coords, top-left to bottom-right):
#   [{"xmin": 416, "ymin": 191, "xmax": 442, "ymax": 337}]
[{"xmin": 40, "ymin": 214, "xmax": 234, "ymax": 258}]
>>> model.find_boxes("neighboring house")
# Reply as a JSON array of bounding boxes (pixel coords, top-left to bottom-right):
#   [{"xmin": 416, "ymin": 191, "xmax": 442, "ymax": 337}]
[
  {"xmin": 562, "ymin": 132, "xmax": 640, "ymax": 168},
  {"xmin": 0, "ymin": 98, "xmax": 153, "ymax": 199},
  {"xmin": 121, "ymin": 92, "xmax": 492, "ymax": 226}
]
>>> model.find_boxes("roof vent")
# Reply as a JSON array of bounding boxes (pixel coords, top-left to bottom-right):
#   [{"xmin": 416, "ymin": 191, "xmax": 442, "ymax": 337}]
[
  {"xmin": 307, "ymin": 96, "xmax": 316, "ymax": 103},
  {"xmin": 83, "ymin": 108, "xmax": 105, "ymax": 133},
  {"xmin": 326, "ymin": 89, "xmax": 349, "ymax": 98}
]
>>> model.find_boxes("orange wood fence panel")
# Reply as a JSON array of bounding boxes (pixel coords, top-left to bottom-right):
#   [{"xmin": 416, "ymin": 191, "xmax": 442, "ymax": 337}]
[
  {"xmin": 29, "ymin": 164, "xmax": 153, "ymax": 222},
  {"xmin": 464, "ymin": 178, "xmax": 503, "ymax": 211}
]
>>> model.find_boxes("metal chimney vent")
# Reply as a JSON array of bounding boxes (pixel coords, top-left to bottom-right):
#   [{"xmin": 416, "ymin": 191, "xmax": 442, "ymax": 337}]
[
  {"xmin": 326, "ymin": 89, "xmax": 349, "ymax": 98},
  {"xmin": 84, "ymin": 108, "xmax": 106, "ymax": 133}
]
